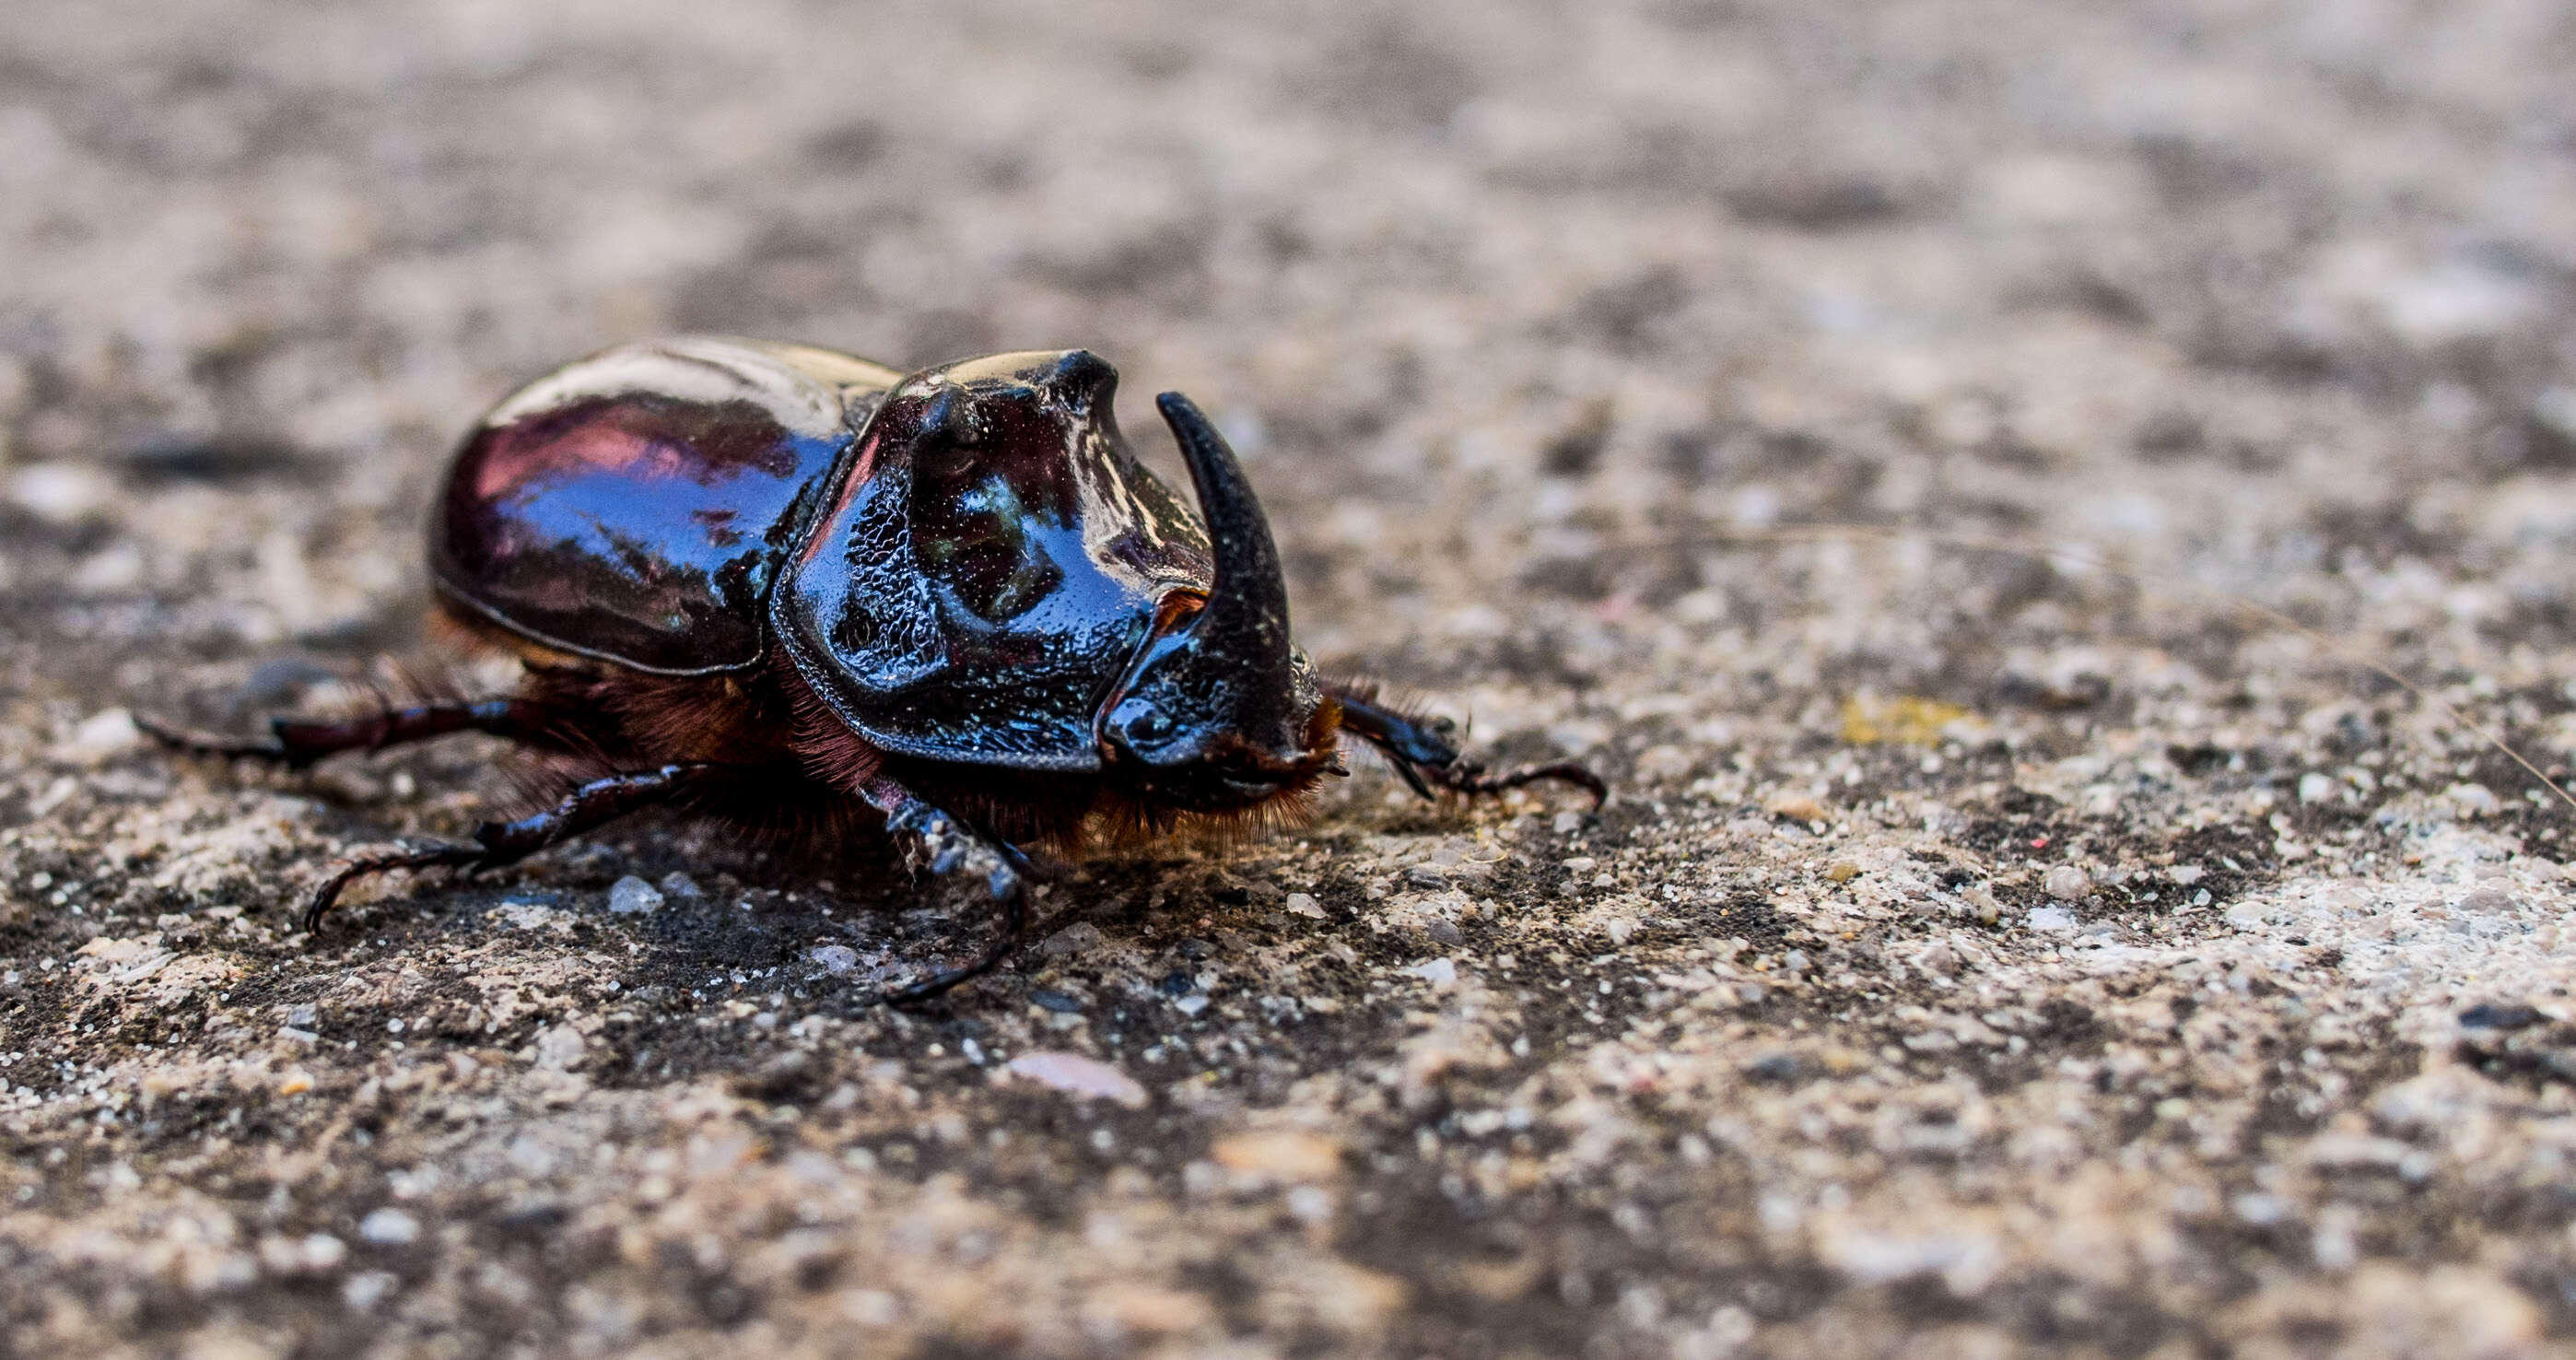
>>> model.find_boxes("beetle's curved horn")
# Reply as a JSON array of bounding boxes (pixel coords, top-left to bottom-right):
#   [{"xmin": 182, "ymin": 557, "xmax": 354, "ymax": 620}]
[{"xmin": 1156, "ymin": 392, "xmax": 1296, "ymax": 727}]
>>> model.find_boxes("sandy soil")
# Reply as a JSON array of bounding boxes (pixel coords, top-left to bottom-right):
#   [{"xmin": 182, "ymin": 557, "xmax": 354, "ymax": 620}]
[{"xmin": 4, "ymin": 1, "xmax": 2576, "ymax": 1355}]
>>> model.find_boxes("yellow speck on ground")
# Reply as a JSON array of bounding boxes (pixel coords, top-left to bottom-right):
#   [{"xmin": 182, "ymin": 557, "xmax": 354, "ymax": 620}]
[{"xmin": 1841, "ymin": 695, "xmax": 1972, "ymax": 746}]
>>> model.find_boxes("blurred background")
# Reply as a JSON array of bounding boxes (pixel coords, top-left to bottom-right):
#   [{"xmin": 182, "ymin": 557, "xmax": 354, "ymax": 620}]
[{"xmin": 3, "ymin": 0, "xmax": 2570, "ymax": 701}]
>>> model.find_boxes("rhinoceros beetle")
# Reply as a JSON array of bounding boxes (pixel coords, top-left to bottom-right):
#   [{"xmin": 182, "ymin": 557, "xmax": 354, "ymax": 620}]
[{"xmin": 149, "ymin": 338, "xmax": 1603, "ymax": 1001}]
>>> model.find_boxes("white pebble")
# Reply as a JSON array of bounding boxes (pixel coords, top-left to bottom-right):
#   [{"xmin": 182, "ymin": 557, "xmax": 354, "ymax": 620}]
[
  {"xmin": 534, "ymin": 1024, "xmax": 587, "ymax": 1070},
  {"xmin": 607, "ymin": 876, "xmax": 664, "ymax": 915},
  {"xmin": 2027, "ymin": 906, "xmax": 2078, "ymax": 933},
  {"xmin": 357, "ymin": 1209, "xmax": 419, "ymax": 1246},
  {"xmin": 2043, "ymin": 864, "xmax": 2092, "ymax": 900},
  {"xmin": 657, "ymin": 872, "xmax": 703, "ymax": 899},
  {"xmin": 811, "ymin": 944, "xmax": 860, "ymax": 975},
  {"xmin": 298, "ymin": 1234, "xmax": 347, "ymax": 1272},
  {"xmin": 69, "ymin": 708, "xmax": 141, "ymax": 757},
  {"xmin": 2232, "ymin": 1192, "xmax": 2288, "ymax": 1225},
  {"xmin": 6, "ymin": 463, "xmax": 111, "ymax": 522},
  {"xmin": 343, "ymin": 1270, "xmax": 398, "ymax": 1309},
  {"xmin": 1001, "ymin": 1050, "xmax": 1149, "ymax": 1108}
]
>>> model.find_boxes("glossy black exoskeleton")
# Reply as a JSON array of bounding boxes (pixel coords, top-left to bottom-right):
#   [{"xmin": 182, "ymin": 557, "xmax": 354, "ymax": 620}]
[{"xmin": 148, "ymin": 338, "xmax": 1604, "ymax": 1001}]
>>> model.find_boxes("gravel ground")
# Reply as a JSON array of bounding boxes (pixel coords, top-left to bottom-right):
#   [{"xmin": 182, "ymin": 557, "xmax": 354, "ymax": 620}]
[{"xmin": 5, "ymin": 1, "xmax": 2576, "ymax": 1355}]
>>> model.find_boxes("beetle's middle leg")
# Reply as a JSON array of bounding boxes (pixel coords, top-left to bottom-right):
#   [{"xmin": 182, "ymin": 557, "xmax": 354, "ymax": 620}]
[
  {"xmin": 303, "ymin": 763, "xmax": 708, "ymax": 933},
  {"xmin": 1331, "ymin": 688, "xmax": 1608, "ymax": 807},
  {"xmin": 854, "ymin": 774, "xmax": 1033, "ymax": 1004}
]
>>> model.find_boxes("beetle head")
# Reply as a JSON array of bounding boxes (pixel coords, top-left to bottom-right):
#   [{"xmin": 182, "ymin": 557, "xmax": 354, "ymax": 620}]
[{"xmin": 1097, "ymin": 393, "xmax": 1338, "ymax": 812}]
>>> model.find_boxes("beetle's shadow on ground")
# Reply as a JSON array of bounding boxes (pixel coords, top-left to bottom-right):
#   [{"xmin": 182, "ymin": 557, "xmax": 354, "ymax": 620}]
[{"xmin": 461, "ymin": 819, "xmax": 1241, "ymax": 1004}]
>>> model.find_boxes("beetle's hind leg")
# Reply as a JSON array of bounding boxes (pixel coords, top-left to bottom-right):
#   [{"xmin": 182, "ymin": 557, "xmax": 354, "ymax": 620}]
[
  {"xmin": 1332, "ymin": 689, "xmax": 1608, "ymax": 809},
  {"xmin": 303, "ymin": 763, "xmax": 708, "ymax": 932},
  {"xmin": 141, "ymin": 697, "xmax": 559, "ymax": 771},
  {"xmin": 856, "ymin": 775, "xmax": 1036, "ymax": 1004}
]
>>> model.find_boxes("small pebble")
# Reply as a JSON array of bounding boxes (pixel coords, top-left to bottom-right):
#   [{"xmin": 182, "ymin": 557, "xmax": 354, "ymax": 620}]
[
  {"xmin": 343, "ymin": 1271, "xmax": 398, "ymax": 1310},
  {"xmin": 607, "ymin": 876, "xmax": 663, "ymax": 916},
  {"xmin": 2027, "ymin": 906, "xmax": 2078, "ymax": 933},
  {"xmin": 2459, "ymin": 1002, "xmax": 2544, "ymax": 1030},
  {"xmin": 1282, "ymin": 892, "xmax": 1325, "ymax": 919},
  {"xmin": 657, "ymin": 872, "xmax": 703, "ymax": 899},
  {"xmin": 811, "ymin": 944, "xmax": 860, "ymax": 975},
  {"xmin": 1001, "ymin": 1050, "xmax": 1149, "ymax": 1108},
  {"xmin": 2445, "ymin": 782, "xmax": 2500, "ymax": 817},
  {"xmin": 2043, "ymin": 865, "xmax": 2092, "ymax": 900},
  {"xmin": 2232, "ymin": 1192, "xmax": 2288, "ymax": 1225},
  {"xmin": 1745, "ymin": 1053, "xmax": 1802, "ymax": 1084},
  {"xmin": 296, "ymin": 1234, "xmax": 347, "ymax": 1272},
  {"xmin": 1038, "ymin": 923, "xmax": 1105, "ymax": 956},
  {"xmin": 69, "ymin": 708, "xmax": 141, "ymax": 758},
  {"xmin": 534, "ymin": 1025, "xmax": 587, "ymax": 1070},
  {"xmin": 357, "ymin": 1208, "xmax": 420, "ymax": 1246},
  {"xmin": 1209, "ymin": 1131, "xmax": 1341, "ymax": 1180},
  {"xmin": 1764, "ymin": 792, "xmax": 1827, "ymax": 824}
]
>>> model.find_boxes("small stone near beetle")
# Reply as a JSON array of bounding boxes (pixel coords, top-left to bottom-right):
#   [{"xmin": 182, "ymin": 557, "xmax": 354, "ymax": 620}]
[
  {"xmin": 608, "ymin": 876, "xmax": 663, "ymax": 915},
  {"xmin": 2043, "ymin": 864, "xmax": 2091, "ymax": 900},
  {"xmin": 811, "ymin": 944, "xmax": 860, "ymax": 975},
  {"xmin": 1001, "ymin": 1051, "xmax": 1149, "ymax": 1108}
]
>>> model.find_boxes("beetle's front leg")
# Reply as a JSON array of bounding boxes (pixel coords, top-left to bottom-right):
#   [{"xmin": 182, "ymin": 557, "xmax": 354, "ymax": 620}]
[
  {"xmin": 1332, "ymin": 689, "xmax": 1608, "ymax": 808},
  {"xmin": 856, "ymin": 774, "xmax": 1033, "ymax": 1003}
]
